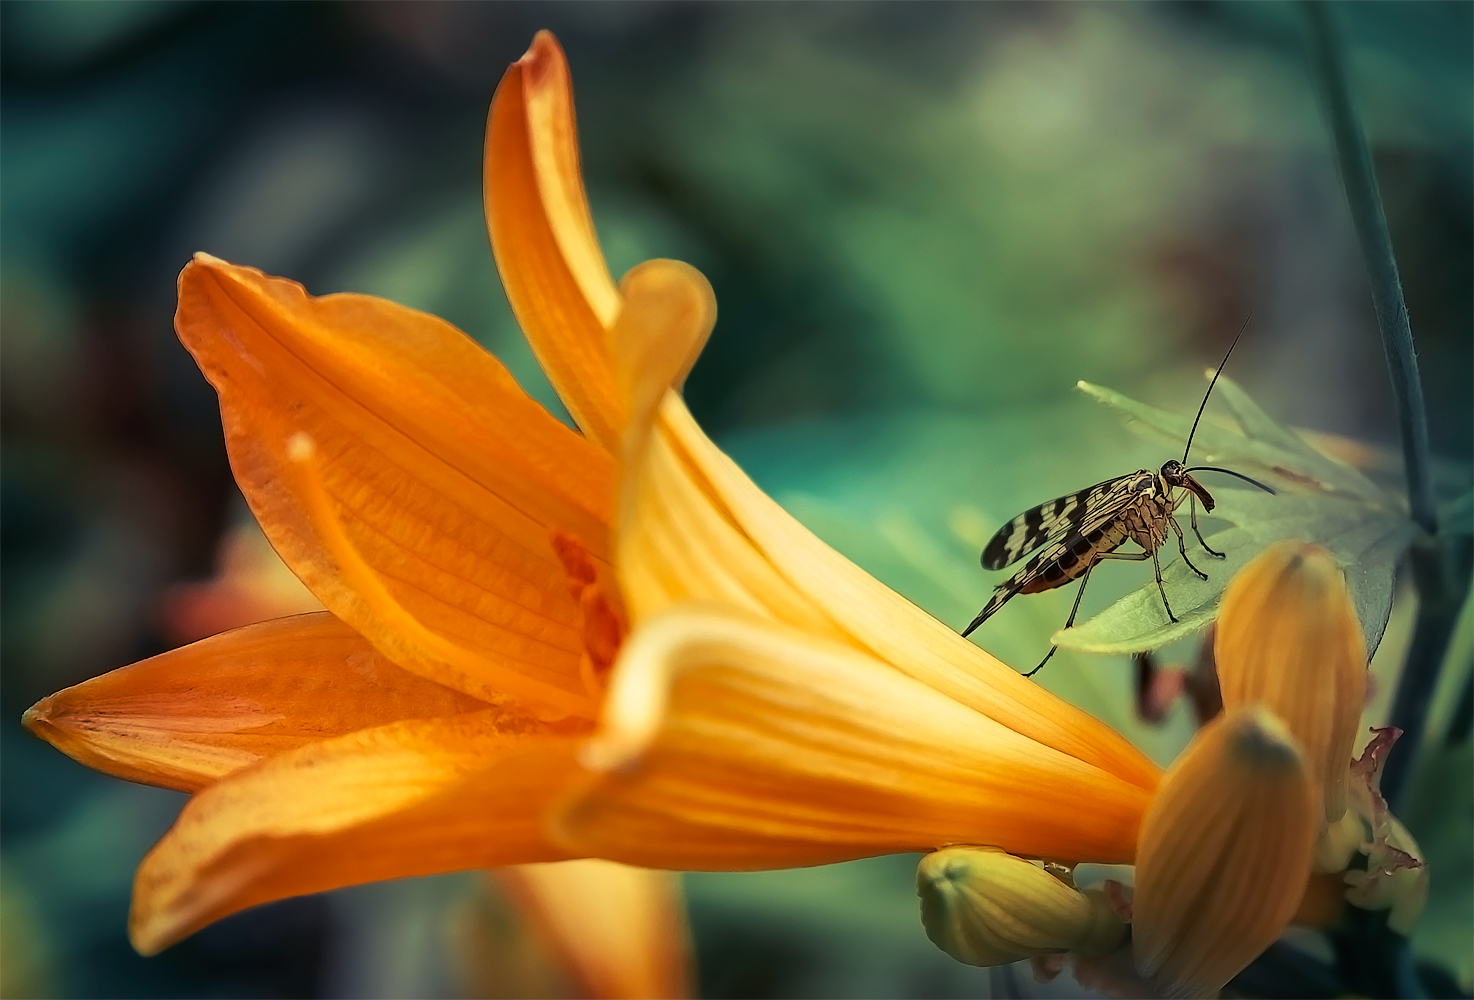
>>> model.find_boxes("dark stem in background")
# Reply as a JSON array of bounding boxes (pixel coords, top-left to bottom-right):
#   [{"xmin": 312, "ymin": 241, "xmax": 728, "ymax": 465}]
[
  {"xmin": 1299, "ymin": 6, "xmax": 1471, "ymax": 999},
  {"xmin": 1301, "ymin": 2, "xmax": 1436, "ymax": 537},
  {"xmin": 1300, "ymin": 2, "xmax": 1470, "ymax": 813}
]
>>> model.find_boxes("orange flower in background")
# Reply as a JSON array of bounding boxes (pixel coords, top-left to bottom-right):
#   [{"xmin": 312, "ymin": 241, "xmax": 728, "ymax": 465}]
[
  {"xmin": 158, "ymin": 519, "xmax": 324, "ymax": 645},
  {"xmin": 24, "ymin": 29, "xmax": 1158, "ymax": 969}
]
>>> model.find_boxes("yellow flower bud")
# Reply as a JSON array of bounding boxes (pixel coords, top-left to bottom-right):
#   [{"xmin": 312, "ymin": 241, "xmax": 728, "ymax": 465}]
[
  {"xmin": 1133, "ymin": 707, "xmax": 1318, "ymax": 999},
  {"xmin": 1216, "ymin": 541, "xmax": 1366, "ymax": 822},
  {"xmin": 916, "ymin": 846, "xmax": 1127, "ymax": 968}
]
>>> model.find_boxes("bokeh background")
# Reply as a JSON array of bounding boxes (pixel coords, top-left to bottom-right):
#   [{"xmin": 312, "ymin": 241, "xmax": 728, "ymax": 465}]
[{"xmin": 2, "ymin": 2, "xmax": 1469, "ymax": 997}]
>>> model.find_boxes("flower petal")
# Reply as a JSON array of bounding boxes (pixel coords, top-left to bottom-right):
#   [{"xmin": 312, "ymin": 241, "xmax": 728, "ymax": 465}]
[
  {"xmin": 129, "ymin": 713, "xmax": 584, "ymax": 955},
  {"xmin": 557, "ymin": 605, "xmax": 1151, "ymax": 869},
  {"xmin": 487, "ymin": 31, "xmax": 624, "ymax": 451},
  {"xmin": 1132, "ymin": 707, "xmax": 1318, "ymax": 999},
  {"xmin": 1216, "ymin": 541, "xmax": 1366, "ymax": 821},
  {"xmin": 619, "ymin": 394, "xmax": 1160, "ymax": 791},
  {"xmin": 175, "ymin": 255, "xmax": 611, "ymax": 718},
  {"xmin": 610, "ymin": 260, "xmax": 717, "ymax": 455},
  {"xmin": 496, "ymin": 860, "xmax": 691, "ymax": 999},
  {"xmin": 22, "ymin": 613, "xmax": 523, "ymax": 793}
]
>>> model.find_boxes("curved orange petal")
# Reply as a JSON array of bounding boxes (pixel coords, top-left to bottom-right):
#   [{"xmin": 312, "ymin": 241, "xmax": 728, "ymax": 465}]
[
  {"xmin": 557, "ymin": 606, "xmax": 1150, "ymax": 869},
  {"xmin": 21, "ymin": 613, "xmax": 533, "ymax": 794},
  {"xmin": 129, "ymin": 713, "xmax": 584, "ymax": 956},
  {"xmin": 619, "ymin": 413, "xmax": 845, "ymax": 638},
  {"xmin": 1216, "ymin": 541, "xmax": 1366, "ymax": 821},
  {"xmin": 487, "ymin": 31, "xmax": 624, "ymax": 451},
  {"xmin": 610, "ymin": 260, "xmax": 717, "ymax": 456},
  {"xmin": 176, "ymin": 255, "xmax": 611, "ymax": 718},
  {"xmin": 497, "ymin": 860, "xmax": 691, "ymax": 999},
  {"xmin": 619, "ymin": 394, "xmax": 1161, "ymax": 791}
]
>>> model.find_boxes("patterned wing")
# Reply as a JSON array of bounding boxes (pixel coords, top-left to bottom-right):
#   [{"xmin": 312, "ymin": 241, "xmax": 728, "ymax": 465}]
[{"xmin": 980, "ymin": 474, "xmax": 1141, "ymax": 569}]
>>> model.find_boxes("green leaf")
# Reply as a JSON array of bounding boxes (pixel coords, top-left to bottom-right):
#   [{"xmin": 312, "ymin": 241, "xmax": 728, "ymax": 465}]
[
  {"xmin": 1056, "ymin": 379, "xmax": 1415, "ymax": 656},
  {"xmin": 1078, "ymin": 376, "xmax": 1387, "ymax": 499}
]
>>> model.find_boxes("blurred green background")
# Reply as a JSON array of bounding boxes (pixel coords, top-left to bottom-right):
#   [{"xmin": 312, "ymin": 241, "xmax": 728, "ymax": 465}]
[{"xmin": 2, "ymin": 2, "xmax": 1469, "ymax": 997}]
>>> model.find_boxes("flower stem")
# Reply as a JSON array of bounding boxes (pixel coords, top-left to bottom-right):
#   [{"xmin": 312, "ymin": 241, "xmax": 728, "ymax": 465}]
[
  {"xmin": 1301, "ymin": 1, "xmax": 1437, "ymax": 537},
  {"xmin": 1300, "ymin": 1, "xmax": 1470, "ymax": 814}
]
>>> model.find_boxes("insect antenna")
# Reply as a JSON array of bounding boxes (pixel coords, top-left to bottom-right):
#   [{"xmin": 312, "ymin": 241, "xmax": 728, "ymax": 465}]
[
  {"xmin": 1182, "ymin": 313, "xmax": 1254, "ymax": 463},
  {"xmin": 1183, "ymin": 466, "xmax": 1276, "ymax": 495}
]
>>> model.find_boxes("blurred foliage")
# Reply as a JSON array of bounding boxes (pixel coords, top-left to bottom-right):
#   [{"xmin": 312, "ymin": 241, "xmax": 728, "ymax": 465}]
[{"xmin": 2, "ymin": 2, "xmax": 1469, "ymax": 997}]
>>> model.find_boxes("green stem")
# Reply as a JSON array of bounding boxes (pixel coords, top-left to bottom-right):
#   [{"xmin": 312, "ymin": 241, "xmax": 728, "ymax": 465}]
[
  {"xmin": 1301, "ymin": 2, "xmax": 1437, "ymax": 537},
  {"xmin": 1382, "ymin": 537, "xmax": 1472, "ymax": 809},
  {"xmin": 1300, "ymin": 1, "xmax": 1465, "ymax": 814}
]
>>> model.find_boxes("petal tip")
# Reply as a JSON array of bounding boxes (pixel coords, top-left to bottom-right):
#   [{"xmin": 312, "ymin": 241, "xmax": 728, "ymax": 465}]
[
  {"xmin": 20, "ymin": 697, "xmax": 52, "ymax": 738},
  {"xmin": 127, "ymin": 908, "xmax": 169, "ymax": 958},
  {"xmin": 189, "ymin": 251, "xmax": 230, "ymax": 270},
  {"xmin": 519, "ymin": 30, "xmax": 565, "ymax": 85}
]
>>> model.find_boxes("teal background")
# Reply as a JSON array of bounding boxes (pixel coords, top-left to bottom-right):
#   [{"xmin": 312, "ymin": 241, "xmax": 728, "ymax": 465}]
[{"xmin": 2, "ymin": 2, "xmax": 1469, "ymax": 997}]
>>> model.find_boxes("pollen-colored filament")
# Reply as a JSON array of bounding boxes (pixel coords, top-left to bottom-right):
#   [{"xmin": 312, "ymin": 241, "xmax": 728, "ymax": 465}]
[{"xmin": 283, "ymin": 432, "xmax": 594, "ymax": 720}]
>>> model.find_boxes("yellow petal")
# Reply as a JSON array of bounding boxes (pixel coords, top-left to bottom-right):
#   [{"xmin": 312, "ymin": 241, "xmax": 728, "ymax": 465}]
[
  {"xmin": 129, "ymin": 713, "xmax": 584, "ymax": 955},
  {"xmin": 486, "ymin": 32, "xmax": 624, "ymax": 450},
  {"xmin": 609, "ymin": 259, "xmax": 717, "ymax": 465},
  {"xmin": 497, "ymin": 860, "xmax": 691, "ymax": 999},
  {"xmin": 22, "ymin": 613, "xmax": 506, "ymax": 793},
  {"xmin": 1132, "ymin": 707, "xmax": 1318, "ymax": 999},
  {"xmin": 619, "ymin": 393, "xmax": 1160, "ymax": 791},
  {"xmin": 557, "ymin": 605, "xmax": 1151, "ymax": 869},
  {"xmin": 618, "ymin": 409, "xmax": 844, "ymax": 639},
  {"xmin": 175, "ymin": 255, "xmax": 610, "ymax": 718},
  {"xmin": 1216, "ymin": 541, "xmax": 1366, "ymax": 820}
]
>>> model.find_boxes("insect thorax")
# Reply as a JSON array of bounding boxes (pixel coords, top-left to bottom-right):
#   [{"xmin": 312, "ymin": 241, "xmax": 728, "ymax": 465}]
[{"xmin": 1120, "ymin": 471, "xmax": 1173, "ymax": 552}]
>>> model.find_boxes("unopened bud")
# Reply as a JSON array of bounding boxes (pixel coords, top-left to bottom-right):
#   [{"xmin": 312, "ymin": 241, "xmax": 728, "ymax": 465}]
[
  {"xmin": 1216, "ymin": 542, "xmax": 1366, "ymax": 822},
  {"xmin": 917, "ymin": 847, "xmax": 1126, "ymax": 968},
  {"xmin": 1133, "ymin": 707, "xmax": 1318, "ymax": 999}
]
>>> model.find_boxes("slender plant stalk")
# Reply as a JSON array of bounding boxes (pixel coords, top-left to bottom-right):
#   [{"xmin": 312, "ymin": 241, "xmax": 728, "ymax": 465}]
[
  {"xmin": 1301, "ymin": 2, "xmax": 1437, "ymax": 537},
  {"xmin": 1299, "ymin": 9, "xmax": 1469, "ymax": 996},
  {"xmin": 1300, "ymin": 3, "xmax": 1469, "ymax": 815}
]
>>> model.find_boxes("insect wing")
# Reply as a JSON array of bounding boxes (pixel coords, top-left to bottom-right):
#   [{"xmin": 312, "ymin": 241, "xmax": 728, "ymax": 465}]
[{"xmin": 980, "ymin": 475, "xmax": 1137, "ymax": 569}]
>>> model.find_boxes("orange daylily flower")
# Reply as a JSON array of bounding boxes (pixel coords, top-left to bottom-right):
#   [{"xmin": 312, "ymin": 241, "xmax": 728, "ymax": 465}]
[
  {"xmin": 155, "ymin": 518, "xmax": 687, "ymax": 1000},
  {"xmin": 24, "ymin": 30, "xmax": 1159, "ymax": 962}
]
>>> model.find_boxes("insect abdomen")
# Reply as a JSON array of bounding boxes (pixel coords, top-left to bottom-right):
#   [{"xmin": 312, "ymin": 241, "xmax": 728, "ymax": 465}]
[{"xmin": 1017, "ymin": 521, "xmax": 1130, "ymax": 595}]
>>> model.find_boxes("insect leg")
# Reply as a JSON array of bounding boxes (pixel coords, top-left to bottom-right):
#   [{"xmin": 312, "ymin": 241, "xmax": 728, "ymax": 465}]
[
  {"xmin": 1168, "ymin": 515, "xmax": 1209, "ymax": 581},
  {"xmin": 1024, "ymin": 564, "xmax": 1095, "ymax": 678},
  {"xmin": 1149, "ymin": 546, "xmax": 1177, "ymax": 623},
  {"xmin": 1190, "ymin": 495, "xmax": 1225, "ymax": 559}
]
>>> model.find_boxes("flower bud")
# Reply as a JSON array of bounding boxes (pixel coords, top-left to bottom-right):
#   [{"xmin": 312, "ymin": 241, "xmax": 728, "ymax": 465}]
[
  {"xmin": 1216, "ymin": 541, "xmax": 1366, "ymax": 822},
  {"xmin": 917, "ymin": 847, "xmax": 1126, "ymax": 967},
  {"xmin": 1133, "ymin": 707, "xmax": 1318, "ymax": 999}
]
